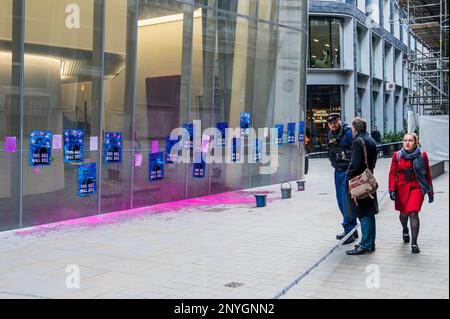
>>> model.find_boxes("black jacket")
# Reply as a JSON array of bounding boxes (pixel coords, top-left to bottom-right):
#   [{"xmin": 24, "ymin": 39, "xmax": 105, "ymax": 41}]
[
  {"xmin": 345, "ymin": 131, "xmax": 379, "ymax": 218},
  {"xmin": 327, "ymin": 123, "xmax": 354, "ymax": 171},
  {"xmin": 371, "ymin": 130, "xmax": 381, "ymax": 143}
]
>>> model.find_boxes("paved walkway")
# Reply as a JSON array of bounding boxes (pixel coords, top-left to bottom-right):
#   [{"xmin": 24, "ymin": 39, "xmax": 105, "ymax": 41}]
[{"xmin": 0, "ymin": 159, "xmax": 448, "ymax": 299}]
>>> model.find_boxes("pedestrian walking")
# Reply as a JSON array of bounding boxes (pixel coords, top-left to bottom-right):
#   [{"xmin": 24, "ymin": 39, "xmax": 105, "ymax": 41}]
[
  {"xmin": 370, "ymin": 125, "xmax": 382, "ymax": 144},
  {"xmin": 326, "ymin": 113, "xmax": 358, "ymax": 244},
  {"xmin": 345, "ymin": 117, "xmax": 379, "ymax": 255},
  {"xmin": 388, "ymin": 133, "xmax": 434, "ymax": 254}
]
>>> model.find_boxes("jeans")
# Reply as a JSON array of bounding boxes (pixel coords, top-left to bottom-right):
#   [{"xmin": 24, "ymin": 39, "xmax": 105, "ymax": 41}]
[
  {"xmin": 358, "ymin": 215, "xmax": 376, "ymax": 249},
  {"xmin": 334, "ymin": 170, "xmax": 357, "ymax": 234}
]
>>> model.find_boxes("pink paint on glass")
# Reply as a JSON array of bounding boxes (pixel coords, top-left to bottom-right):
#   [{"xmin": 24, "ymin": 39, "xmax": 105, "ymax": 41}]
[
  {"xmin": 13, "ymin": 190, "xmax": 276, "ymax": 237},
  {"xmin": 33, "ymin": 166, "xmax": 40, "ymax": 175},
  {"xmin": 5, "ymin": 136, "xmax": 17, "ymax": 153},
  {"xmin": 151, "ymin": 140, "xmax": 159, "ymax": 154}
]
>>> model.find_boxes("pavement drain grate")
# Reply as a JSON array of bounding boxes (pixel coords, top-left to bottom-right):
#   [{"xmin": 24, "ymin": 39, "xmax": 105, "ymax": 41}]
[
  {"xmin": 225, "ymin": 282, "xmax": 244, "ymax": 288},
  {"xmin": 318, "ymin": 193, "xmax": 329, "ymax": 195}
]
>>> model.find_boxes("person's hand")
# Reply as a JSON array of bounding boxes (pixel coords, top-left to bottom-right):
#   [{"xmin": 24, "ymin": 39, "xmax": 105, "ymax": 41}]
[
  {"xmin": 428, "ymin": 193, "xmax": 434, "ymax": 203},
  {"xmin": 389, "ymin": 191, "xmax": 396, "ymax": 201}
]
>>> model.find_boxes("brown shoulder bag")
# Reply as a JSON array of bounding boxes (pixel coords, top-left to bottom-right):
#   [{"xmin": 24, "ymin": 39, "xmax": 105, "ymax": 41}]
[{"xmin": 348, "ymin": 137, "xmax": 379, "ymax": 206}]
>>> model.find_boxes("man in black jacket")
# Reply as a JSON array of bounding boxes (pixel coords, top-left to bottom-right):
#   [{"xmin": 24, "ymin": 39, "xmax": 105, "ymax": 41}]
[
  {"xmin": 370, "ymin": 125, "xmax": 382, "ymax": 144},
  {"xmin": 345, "ymin": 117, "xmax": 379, "ymax": 255},
  {"xmin": 326, "ymin": 113, "xmax": 358, "ymax": 244}
]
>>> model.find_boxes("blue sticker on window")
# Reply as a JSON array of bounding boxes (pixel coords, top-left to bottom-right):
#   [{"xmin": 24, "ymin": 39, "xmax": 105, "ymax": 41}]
[
  {"xmin": 149, "ymin": 151, "xmax": 164, "ymax": 181},
  {"xmin": 216, "ymin": 122, "xmax": 228, "ymax": 147},
  {"xmin": 64, "ymin": 129, "xmax": 84, "ymax": 163},
  {"xmin": 166, "ymin": 135, "xmax": 181, "ymax": 164},
  {"xmin": 29, "ymin": 130, "xmax": 52, "ymax": 166},
  {"xmin": 183, "ymin": 123, "xmax": 194, "ymax": 149},
  {"xmin": 287, "ymin": 123, "xmax": 296, "ymax": 144},
  {"xmin": 232, "ymin": 136, "xmax": 241, "ymax": 162},
  {"xmin": 254, "ymin": 138, "xmax": 262, "ymax": 162},
  {"xmin": 299, "ymin": 121, "xmax": 305, "ymax": 142},
  {"xmin": 240, "ymin": 112, "xmax": 251, "ymax": 136},
  {"xmin": 78, "ymin": 163, "xmax": 96, "ymax": 197},
  {"xmin": 104, "ymin": 132, "xmax": 122, "ymax": 163},
  {"xmin": 275, "ymin": 124, "xmax": 284, "ymax": 145}
]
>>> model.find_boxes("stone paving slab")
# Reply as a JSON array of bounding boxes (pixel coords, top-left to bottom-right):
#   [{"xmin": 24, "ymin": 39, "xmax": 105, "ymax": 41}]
[{"xmin": 0, "ymin": 159, "xmax": 448, "ymax": 299}]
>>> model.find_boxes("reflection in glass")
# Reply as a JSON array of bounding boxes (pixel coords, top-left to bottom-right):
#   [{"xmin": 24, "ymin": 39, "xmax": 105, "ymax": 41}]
[
  {"xmin": 22, "ymin": 0, "xmax": 100, "ymax": 227},
  {"xmin": 0, "ymin": 0, "xmax": 20, "ymax": 230},
  {"xmin": 309, "ymin": 18, "xmax": 341, "ymax": 69}
]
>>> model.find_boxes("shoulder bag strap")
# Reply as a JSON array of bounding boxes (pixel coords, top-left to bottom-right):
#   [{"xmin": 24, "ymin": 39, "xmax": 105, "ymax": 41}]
[{"xmin": 358, "ymin": 137, "xmax": 369, "ymax": 169}]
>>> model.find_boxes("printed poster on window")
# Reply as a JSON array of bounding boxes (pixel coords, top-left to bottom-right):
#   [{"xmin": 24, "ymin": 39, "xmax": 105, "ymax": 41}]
[
  {"xmin": 64, "ymin": 129, "xmax": 84, "ymax": 163},
  {"xmin": 287, "ymin": 123, "xmax": 296, "ymax": 144},
  {"xmin": 253, "ymin": 138, "xmax": 262, "ymax": 162},
  {"xmin": 29, "ymin": 130, "xmax": 52, "ymax": 166},
  {"xmin": 298, "ymin": 121, "xmax": 305, "ymax": 142},
  {"xmin": 232, "ymin": 136, "xmax": 241, "ymax": 162},
  {"xmin": 183, "ymin": 123, "xmax": 194, "ymax": 149},
  {"xmin": 275, "ymin": 124, "xmax": 284, "ymax": 145},
  {"xmin": 193, "ymin": 153, "xmax": 206, "ymax": 178},
  {"xmin": 166, "ymin": 135, "xmax": 181, "ymax": 164},
  {"xmin": 149, "ymin": 151, "xmax": 164, "ymax": 181},
  {"xmin": 216, "ymin": 122, "xmax": 228, "ymax": 147},
  {"xmin": 104, "ymin": 132, "xmax": 122, "ymax": 163},
  {"xmin": 240, "ymin": 112, "xmax": 251, "ymax": 136},
  {"xmin": 77, "ymin": 163, "xmax": 96, "ymax": 197}
]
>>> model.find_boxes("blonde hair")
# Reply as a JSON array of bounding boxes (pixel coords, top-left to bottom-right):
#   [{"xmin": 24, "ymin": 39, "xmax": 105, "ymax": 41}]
[{"xmin": 404, "ymin": 133, "xmax": 421, "ymax": 148}]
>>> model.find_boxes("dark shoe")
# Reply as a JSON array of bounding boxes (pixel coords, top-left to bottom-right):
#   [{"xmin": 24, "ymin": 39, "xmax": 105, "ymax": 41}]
[
  {"xmin": 403, "ymin": 228, "xmax": 410, "ymax": 244},
  {"xmin": 336, "ymin": 232, "xmax": 346, "ymax": 240},
  {"xmin": 336, "ymin": 230, "xmax": 358, "ymax": 241},
  {"xmin": 411, "ymin": 244, "xmax": 421, "ymax": 254},
  {"xmin": 346, "ymin": 245, "xmax": 373, "ymax": 255},
  {"xmin": 354, "ymin": 244, "xmax": 376, "ymax": 252},
  {"xmin": 342, "ymin": 236, "xmax": 355, "ymax": 245}
]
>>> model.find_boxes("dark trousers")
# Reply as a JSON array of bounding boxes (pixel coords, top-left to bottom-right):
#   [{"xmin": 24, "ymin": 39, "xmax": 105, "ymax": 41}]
[{"xmin": 334, "ymin": 170, "xmax": 357, "ymax": 233}]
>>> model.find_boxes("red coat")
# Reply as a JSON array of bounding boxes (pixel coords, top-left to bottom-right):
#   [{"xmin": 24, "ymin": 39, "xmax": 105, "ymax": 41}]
[{"xmin": 388, "ymin": 151, "xmax": 434, "ymax": 213}]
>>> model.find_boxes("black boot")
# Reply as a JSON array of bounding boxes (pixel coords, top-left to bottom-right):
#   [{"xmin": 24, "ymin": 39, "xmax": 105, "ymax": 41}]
[
  {"xmin": 411, "ymin": 244, "xmax": 420, "ymax": 254},
  {"xmin": 403, "ymin": 228, "xmax": 410, "ymax": 244}
]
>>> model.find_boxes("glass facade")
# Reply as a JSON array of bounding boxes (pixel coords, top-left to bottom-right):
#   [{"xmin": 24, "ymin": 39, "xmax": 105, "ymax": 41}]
[
  {"xmin": 309, "ymin": 17, "xmax": 341, "ymax": 69},
  {"xmin": 0, "ymin": 0, "xmax": 307, "ymax": 231}
]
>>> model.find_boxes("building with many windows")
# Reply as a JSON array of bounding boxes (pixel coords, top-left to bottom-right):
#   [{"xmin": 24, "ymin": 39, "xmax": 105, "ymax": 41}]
[{"xmin": 306, "ymin": 0, "xmax": 424, "ymax": 152}]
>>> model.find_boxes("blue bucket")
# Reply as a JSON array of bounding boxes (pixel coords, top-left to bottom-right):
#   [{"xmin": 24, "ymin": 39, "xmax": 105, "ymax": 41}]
[{"xmin": 254, "ymin": 194, "xmax": 267, "ymax": 208}]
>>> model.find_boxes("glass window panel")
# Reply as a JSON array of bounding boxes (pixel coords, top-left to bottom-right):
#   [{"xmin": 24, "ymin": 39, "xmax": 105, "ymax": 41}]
[
  {"xmin": 0, "ymin": 0, "xmax": 20, "ymax": 230},
  {"xmin": 186, "ymin": 4, "xmax": 214, "ymax": 199},
  {"xmin": 211, "ymin": 13, "xmax": 255, "ymax": 194},
  {"xmin": 133, "ymin": 0, "xmax": 192, "ymax": 207},
  {"xmin": 258, "ymin": 0, "xmax": 279, "ymax": 22},
  {"xmin": 22, "ymin": 0, "xmax": 100, "ymax": 227},
  {"xmin": 330, "ymin": 19, "xmax": 341, "ymax": 68},
  {"xmin": 100, "ymin": 0, "xmax": 136, "ymax": 213},
  {"xmin": 309, "ymin": 18, "xmax": 330, "ymax": 68}
]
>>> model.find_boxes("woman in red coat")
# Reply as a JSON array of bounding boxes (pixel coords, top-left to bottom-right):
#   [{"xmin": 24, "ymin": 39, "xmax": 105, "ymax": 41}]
[{"xmin": 388, "ymin": 133, "xmax": 434, "ymax": 254}]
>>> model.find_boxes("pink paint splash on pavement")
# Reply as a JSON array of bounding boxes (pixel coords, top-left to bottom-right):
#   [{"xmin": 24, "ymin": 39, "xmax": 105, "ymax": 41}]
[{"xmin": 14, "ymin": 190, "xmax": 275, "ymax": 237}]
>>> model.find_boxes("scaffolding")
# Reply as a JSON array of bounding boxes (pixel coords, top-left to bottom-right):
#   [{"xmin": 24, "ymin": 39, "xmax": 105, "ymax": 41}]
[{"xmin": 399, "ymin": 0, "xmax": 449, "ymax": 115}]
